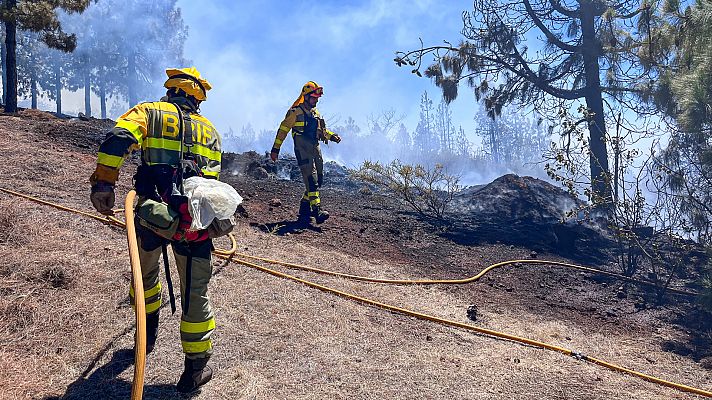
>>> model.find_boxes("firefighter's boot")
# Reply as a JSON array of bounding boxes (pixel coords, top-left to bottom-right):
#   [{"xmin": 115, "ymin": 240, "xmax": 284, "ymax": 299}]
[
  {"xmin": 297, "ymin": 199, "xmax": 312, "ymax": 224},
  {"xmin": 176, "ymin": 356, "xmax": 213, "ymax": 394},
  {"xmin": 146, "ymin": 312, "xmax": 159, "ymax": 354},
  {"xmin": 312, "ymin": 205, "xmax": 330, "ymax": 224}
]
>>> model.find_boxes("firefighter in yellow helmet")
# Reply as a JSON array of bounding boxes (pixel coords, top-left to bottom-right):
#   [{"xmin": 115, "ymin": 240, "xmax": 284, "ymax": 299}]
[
  {"xmin": 89, "ymin": 67, "xmax": 221, "ymax": 393},
  {"xmin": 270, "ymin": 81, "xmax": 341, "ymax": 224}
]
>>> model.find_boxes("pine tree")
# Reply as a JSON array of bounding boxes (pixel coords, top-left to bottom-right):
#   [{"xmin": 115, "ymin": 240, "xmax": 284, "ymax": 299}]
[
  {"xmin": 44, "ymin": 48, "xmax": 74, "ymax": 115},
  {"xmin": 655, "ymin": 0, "xmax": 712, "ymax": 134},
  {"xmin": 15, "ymin": 32, "xmax": 47, "ymax": 109},
  {"xmin": 435, "ymin": 99, "xmax": 455, "ymax": 154},
  {"xmin": 61, "ymin": 10, "xmax": 98, "ymax": 117},
  {"xmin": 454, "ymin": 126, "xmax": 470, "ymax": 157},
  {"xmin": 653, "ymin": 0, "xmax": 712, "ymax": 243},
  {"xmin": 1, "ymin": 0, "xmax": 93, "ymax": 113},
  {"xmin": 396, "ymin": 0, "xmax": 669, "ymax": 203},
  {"xmin": 113, "ymin": 0, "xmax": 188, "ymax": 106},
  {"xmin": 78, "ymin": 0, "xmax": 124, "ymax": 119},
  {"xmin": 474, "ymin": 107, "xmax": 499, "ymax": 163},
  {"xmin": 342, "ymin": 116, "xmax": 361, "ymax": 137},
  {"xmin": 395, "ymin": 122, "xmax": 411, "ymax": 159},
  {"xmin": 8, "ymin": 0, "xmax": 189, "ymax": 117},
  {"xmin": 413, "ymin": 91, "xmax": 436, "ymax": 155}
]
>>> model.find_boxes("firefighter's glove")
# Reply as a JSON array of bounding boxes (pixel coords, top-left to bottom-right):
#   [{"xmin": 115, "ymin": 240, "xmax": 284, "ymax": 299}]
[
  {"xmin": 270, "ymin": 151, "xmax": 279, "ymax": 162},
  {"xmin": 330, "ymin": 134, "xmax": 341, "ymax": 143},
  {"xmin": 90, "ymin": 182, "xmax": 115, "ymax": 215},
  {"xmin": 171, "ymin": 200, "xmax": 208, "ymax": 242}
]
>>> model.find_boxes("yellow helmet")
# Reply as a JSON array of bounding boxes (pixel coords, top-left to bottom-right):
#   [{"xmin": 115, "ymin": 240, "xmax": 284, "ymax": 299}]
[
  {"xmin": 301, "ymin": 81, "xmax": 323, "ymax": 97},
  {"xmin": 292, "ymin": 80, "xmax": 323, "ymax": 107},
  {"xmin": 164, "ymin": 67, "xmax": 212, "ymax": 101}
]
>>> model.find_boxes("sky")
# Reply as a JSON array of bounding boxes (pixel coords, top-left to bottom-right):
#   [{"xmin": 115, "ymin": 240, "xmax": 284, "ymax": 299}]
[
  {"xmin": 14, "ymin": 0, "xmax": 673, "ymax": 189},
  {"xmin": 173, "ymin": 0, "xmax": 482, "ymax": 140}
]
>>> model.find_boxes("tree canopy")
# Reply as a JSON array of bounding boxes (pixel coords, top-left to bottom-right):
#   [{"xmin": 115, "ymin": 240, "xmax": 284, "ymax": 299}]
[
  {"xmin": 2, "ymin": 0, "xmax": 188, "ymax": 117},
  {"xmin": 2, "ymin": 0, "xmax": 93, "ymax": 112},
  {"xmin": 395, "ymin": 0, "xmax": 665, "ymax": 203}
]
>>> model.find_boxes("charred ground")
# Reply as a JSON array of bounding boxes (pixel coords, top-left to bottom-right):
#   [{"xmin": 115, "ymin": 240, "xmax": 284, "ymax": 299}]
[
  {"xmin": 0, "ymin": 109, "xmax": 710, "ymax": 399},
  {"xmin": 222, "ymin": 149, "xmax": 711, "ymax": 346}
]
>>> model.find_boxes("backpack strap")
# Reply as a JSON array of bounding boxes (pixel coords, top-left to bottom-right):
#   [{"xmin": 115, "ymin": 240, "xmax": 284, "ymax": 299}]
[{"xmin": 171, "ymin": 103, "xmax": 201, "ymax": 194}]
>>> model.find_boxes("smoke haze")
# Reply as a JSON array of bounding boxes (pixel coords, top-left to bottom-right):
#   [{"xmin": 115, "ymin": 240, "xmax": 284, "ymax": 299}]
[{"xmin": 9, "ymin": 0, "xmax": 552, "ymax": 185}]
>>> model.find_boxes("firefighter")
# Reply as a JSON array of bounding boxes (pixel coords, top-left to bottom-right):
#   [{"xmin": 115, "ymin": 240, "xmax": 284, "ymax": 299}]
[
  {"xmin": 270, "ymin": 81, "xmax": 341, "ymax": 224},
  {"xmin": 89, "ymin": 67, "xmax": 220, "ymax": 393}
]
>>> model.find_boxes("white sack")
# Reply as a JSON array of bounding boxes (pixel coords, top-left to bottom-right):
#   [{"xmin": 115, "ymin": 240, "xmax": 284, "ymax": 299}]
[{"xmin": 183, "ymin": 176, "xmax": 243, "ymax": 230}]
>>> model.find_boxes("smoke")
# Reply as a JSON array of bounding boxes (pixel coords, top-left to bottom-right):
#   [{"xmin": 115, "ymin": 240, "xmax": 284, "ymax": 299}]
[
  {"xmin": 221, "ymin": 97, "xmax": 552, "ymax": 187},
  {"xmin": 176, "ymin": 0, "xmax": 491, "ymax": 171},
  {"xmin": 8, "ymin": 1, "xmax": 187, "ymax": 118},
  {"xmin": 9, "ymin": 0, "xmax": 553, "ymax": 187}
]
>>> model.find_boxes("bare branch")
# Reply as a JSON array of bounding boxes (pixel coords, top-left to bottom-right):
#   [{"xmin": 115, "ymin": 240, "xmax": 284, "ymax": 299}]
[{"xmin": 524, "ymin": 0, "xmax": 579, "ymax": 52}]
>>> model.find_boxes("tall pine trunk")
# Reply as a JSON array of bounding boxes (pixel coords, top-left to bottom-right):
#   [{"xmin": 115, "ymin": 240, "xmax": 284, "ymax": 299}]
[
  {"xmin": 30, "ymin": 52, "xmax": 37, "ymax": 109},
  {"xmin": 5, "ymin": 0, "xmax": 18, "ymax": 113},
  {"xmin": 84, "ymin": 70, "xmax": 91, "ymax": 117},
  {"xmin": 1, "ymin": 40, "xmax": 6, "ymax": 105},
  {"xmin": 30, "ymin": 76, "xmax": 37, "ymax": 109},
  {"xmin": 100, "ymin": 81, "xmax": 107, "ymax": 119},
  {"xmin": 55, "ymin": 64, "xmax": 62, "ymax": 115},
  {"xmin": 580, "ymin": 2, "xmax": 611, "ymax": 206}
]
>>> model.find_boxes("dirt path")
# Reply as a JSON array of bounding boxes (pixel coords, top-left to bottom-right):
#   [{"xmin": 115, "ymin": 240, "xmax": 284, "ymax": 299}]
[{"xmin": 0, "ymin": 110, "xmax": 709, "ymax": 399}]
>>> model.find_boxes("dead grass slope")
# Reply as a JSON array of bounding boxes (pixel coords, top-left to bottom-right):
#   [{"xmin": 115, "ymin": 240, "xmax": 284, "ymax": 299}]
[{"xmin": 0, "ymin": 110, "xmax": 709, "ymax": 399}]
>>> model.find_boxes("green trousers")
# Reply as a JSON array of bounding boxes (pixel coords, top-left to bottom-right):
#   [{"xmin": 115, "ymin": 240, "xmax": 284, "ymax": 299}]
[
  {"xmin": 130, "ymin": 221, "xmax": 215, "ymax": 360},
  {"xmin": 293, "ymin": 134, "xmax": 324, "ymax": 207}
]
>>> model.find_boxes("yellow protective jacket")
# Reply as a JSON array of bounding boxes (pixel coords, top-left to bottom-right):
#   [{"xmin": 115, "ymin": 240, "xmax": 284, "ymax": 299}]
[
  {"xmin": 91, "ymin": 101, "xmax": 222, "ymax": 185},
  {"xmin": 271, "ymin": 104, "xmax": 337, "ymax": 154}
]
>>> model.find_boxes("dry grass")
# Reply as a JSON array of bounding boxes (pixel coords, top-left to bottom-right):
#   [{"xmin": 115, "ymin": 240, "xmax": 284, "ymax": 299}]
[
  {"xmin": 0, "ymin": 111, "xmax": 709, "ymax": 399},
  {"xmin": 212, "ymin": 229, "xmax": 710, "ymax": 399}
]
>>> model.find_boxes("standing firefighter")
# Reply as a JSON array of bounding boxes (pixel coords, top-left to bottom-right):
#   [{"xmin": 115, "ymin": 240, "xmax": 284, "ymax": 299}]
[
  {"xmin": 270, "ymin": 81, "xmax": 341, "ymax": 224},
  {"xmin": 89, "ymin": 67, "xmax": 222, "ymax": 393}
]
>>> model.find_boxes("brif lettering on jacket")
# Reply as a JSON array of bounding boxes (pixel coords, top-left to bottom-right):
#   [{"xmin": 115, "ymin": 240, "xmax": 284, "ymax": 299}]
[{"xmin": 159, "ymin": 111, "xmax": 215, "ymax": 146}]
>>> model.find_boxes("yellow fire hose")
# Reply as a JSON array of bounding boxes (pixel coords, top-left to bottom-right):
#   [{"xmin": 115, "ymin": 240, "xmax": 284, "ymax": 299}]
[
  {"xmin": 124, "ymin": 190, "xmax": 146, "ymax": 400},
  {"xmin": 0, "ymin": 187, "xmax": 123, "ymax": 226},
  {"xmin": 224, "ymin": 252, "xmax": 697, "ymax": 296},
  {"xmin": 221, "ymin": 254, "xmax": 712, "ymax": 398},
  {"xmin": 1, "ymin": 187, "xmax": 710, "ymax": 398}
]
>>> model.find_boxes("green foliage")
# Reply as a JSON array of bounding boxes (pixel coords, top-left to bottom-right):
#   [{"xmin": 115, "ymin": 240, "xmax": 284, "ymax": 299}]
[
  {"xmin": 8, "ymin": 0, "xmax": 94, "ymax": 52},
  {"xmin": 1, "ymin": 0, "xmax": 94, "ymax": 112},
  {"xmin": 651, "ymin": 1, "xmax": 712, "ymax": 271},
  {"xmin": 656, "ymin": 132, "xmax": 712, "ymax": 244},
  {"xmin": 654, "ymin": 0, "xmax": 712, "ymax": 133},
  {"xmin": 4, "ymin": 0, "xmax": 188, "ymax": 115},
  {"xmin": 695, "ymin": 250, "xmax": 712, "ymax": 313},
  {"xmin": 352, "ymin": 160, "xmax": 461, "ymax": 219}
]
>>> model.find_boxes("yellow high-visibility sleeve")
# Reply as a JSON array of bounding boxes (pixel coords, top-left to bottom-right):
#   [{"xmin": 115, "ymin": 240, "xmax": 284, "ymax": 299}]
[
  {"xmin": 273, "ymin": 108, "xmax": 298, "ymax": 152},
  {"xmin": 116, "ymin": 104, "xmax": 150, "ymax": 142},
  {"xmin": 93, "ymin": 104, "xmax": 150, "ymax": 184}
]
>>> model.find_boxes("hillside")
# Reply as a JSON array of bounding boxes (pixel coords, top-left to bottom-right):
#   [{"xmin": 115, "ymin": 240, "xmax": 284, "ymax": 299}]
[{"xmin": 0, "ymin": 109, "xmax": 710, "ymax": 399}]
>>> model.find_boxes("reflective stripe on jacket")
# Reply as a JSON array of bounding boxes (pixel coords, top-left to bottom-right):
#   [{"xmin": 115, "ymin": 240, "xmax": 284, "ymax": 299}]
[{"xmin": 96, "ymin": 101, "xmax": 222, "ymax": 180}]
